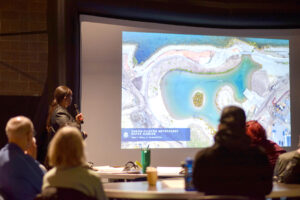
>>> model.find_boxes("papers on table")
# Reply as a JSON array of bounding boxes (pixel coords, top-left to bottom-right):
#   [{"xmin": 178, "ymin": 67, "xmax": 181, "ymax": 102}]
[
  {"xmin": 94, "ymin": 166, "xmax": 183, "ymax": 176},
  {"xmin": 157, "ymin": 167, "xmax": 183, "ymax": 176},
  {"xmin": 93, "ymin": 166, "xmax": 124, "ymax": 173},
  {"xmin": 161, "ymin": 179, "xmax": 185, "ymax": 189}
]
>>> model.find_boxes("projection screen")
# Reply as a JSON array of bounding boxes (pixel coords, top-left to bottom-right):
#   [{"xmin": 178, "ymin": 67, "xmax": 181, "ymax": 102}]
[{"xmin": 80, "ymin": 15, "xmax": 300, "ymax": 166}]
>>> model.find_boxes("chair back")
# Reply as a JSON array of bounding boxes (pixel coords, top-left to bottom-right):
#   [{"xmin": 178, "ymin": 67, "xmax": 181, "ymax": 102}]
[{"xmin": 34, "ymin": 187, "xmax": 97, "ymax": 200}]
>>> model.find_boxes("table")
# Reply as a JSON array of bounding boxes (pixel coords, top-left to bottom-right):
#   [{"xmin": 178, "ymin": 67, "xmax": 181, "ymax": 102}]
[
  {"xmin": 103, "ymin": 178, "xmax": 300, "ymax": 199},
  {"xmin": 95, "ymin": 166, "xmax": 183, "ymax": 181}
]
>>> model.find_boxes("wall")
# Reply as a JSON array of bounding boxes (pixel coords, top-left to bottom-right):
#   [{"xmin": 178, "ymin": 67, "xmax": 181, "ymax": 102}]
[
  {"xmin": 0, "ymin": 0, "xmax": 47, "ymax": 96},
  {"xmin": 0, "ymin": 0, "xmax": 48, "ymax": 148}
]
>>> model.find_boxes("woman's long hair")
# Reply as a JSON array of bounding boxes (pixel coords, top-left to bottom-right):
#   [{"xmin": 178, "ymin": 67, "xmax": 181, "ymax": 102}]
[{"xmin": 46, "ymin": 86, "xmax": 72, "ymax": 133}]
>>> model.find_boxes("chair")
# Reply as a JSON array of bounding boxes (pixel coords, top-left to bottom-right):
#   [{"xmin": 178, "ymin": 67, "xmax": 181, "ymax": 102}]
[{"xmin": 34, "ymin": 187, "xmax": 97, "ymax": 200}]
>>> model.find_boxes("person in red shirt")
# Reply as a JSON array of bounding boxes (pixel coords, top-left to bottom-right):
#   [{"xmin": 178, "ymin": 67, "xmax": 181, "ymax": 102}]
[{"xmin": 246, "ymin": 120, "xmax": 286, "ymax": 170}]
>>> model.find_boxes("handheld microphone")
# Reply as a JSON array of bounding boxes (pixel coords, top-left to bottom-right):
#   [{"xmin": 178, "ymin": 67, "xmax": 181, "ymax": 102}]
[{"xmin": 74, "ymin": 104, "xmax": 84, "ymax": 124}]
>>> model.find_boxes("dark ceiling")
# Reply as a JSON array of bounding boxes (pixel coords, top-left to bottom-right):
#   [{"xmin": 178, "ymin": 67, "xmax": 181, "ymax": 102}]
[{"xmin": 77, "ymin": 0, "xmax": 300, "ymax": 28}]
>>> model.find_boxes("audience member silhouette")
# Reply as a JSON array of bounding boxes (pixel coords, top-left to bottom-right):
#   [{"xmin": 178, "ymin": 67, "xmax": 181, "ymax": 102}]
[
  {"xmin": 41, "ymin": 126, "xmax": 107, "ymax": 200},
  {"xmin": 274, "ymin": 137, "xmax": 300, "ymax": 183},
  {"xmin": 0, "ymin": 116, "xmax": 45, "ymax": 200},
  {"xmin": 193, "ymin": 106, "xmax": 273, "ymax": 200},
  {"xmin": 246, "ymin": 120, "xmax": 286, "ymax": 170}
]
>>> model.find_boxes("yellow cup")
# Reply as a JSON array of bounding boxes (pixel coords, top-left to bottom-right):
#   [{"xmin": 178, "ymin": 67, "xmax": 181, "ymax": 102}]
[{"xmin": 146, "ymin": 167, "xmax": 157, "ymax": 186}]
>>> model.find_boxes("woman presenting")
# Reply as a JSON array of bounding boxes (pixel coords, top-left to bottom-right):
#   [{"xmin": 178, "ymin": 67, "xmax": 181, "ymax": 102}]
[{"xmin": 46, "ymin": 85, "xmax": 87, "ymax": 140}]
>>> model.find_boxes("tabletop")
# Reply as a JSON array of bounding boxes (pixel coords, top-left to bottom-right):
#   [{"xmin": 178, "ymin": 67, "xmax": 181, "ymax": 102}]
[
  {"xmin": 95, "ymin": 166, "xmax": 183, "ymax": 180},
  {"xmin": 103, "ymin": 178, "xmax": 300, "ymax": 199}
]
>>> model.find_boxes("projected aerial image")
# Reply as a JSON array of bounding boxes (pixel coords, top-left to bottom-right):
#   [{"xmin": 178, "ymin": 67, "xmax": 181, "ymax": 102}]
[{"xmin": 121, "ymin": 31, "xmax": 290, "ymax": 149}]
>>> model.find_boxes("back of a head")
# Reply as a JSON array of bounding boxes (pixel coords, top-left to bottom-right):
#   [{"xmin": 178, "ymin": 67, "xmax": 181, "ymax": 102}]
[
  {"xmin": 219, "ymin": 105, "xmax": 246, "ymax": 134},
  {"xmin": 215, "ymin": 106, "xmax": 250, "ymax": 148},
  {"xmin": 246, "ymin": 120, "xmax": 267, "ymax": 144},
  {"xmin": 48, "ymin": 126, "xmax": 85, "ymax": 168},
  {"xmin": 6, "ymin": 116, "xmax": 33, "ymax": 142},
  {"xmin": 54, "ymin": 85, "xmax": 72, "ymax": 104}
]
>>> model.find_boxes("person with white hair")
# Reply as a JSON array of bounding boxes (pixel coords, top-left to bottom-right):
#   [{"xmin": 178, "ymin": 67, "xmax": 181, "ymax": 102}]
[
  {"xmin": 41, "ymin": 126, "xmax": 107, "ymax": 200},
  {"xmin": 0, "ymin": 116, "xmax": 45, "ymax": 200}
]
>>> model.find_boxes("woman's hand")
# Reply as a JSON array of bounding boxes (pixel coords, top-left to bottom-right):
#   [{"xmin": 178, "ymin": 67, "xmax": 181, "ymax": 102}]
[{"xmin": 75, "ymin": 113, "xmax": 84, "ymax": 124}]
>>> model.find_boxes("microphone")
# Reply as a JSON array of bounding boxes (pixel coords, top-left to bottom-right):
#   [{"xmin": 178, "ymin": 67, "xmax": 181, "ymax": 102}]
[{"xmin": 74, "ymin": 104, "xmax": 84, "ymax": 124}]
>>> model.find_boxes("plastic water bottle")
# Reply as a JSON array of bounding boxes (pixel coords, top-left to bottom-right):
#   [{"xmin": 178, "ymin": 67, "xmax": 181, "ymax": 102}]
[{"xmin": 184, "ymin": 157, "xmax": 195, "ymax": 191}]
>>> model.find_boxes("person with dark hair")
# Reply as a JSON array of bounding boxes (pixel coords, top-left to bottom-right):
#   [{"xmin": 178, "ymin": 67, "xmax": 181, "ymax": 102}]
[
  {"xmin": 246, "ymin": 120, "xmax": 286, "ymax": 169},
  {"xmin": 193, "ymin": 106, "xmax": 273, "ymax": 199},
  {"xmin": 46, "ymin": 86, "xmax": 87, "ymax": 141},
  {"xmin": 0, "ymin": 116, "xmax": 45, "ymax": 200},
  {"xmin": 274, "ymin": 137, "xmax": 300, "ymax": 184}
]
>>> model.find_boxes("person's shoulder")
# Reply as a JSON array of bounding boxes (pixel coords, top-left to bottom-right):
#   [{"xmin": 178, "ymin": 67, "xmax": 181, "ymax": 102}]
[
  {"xmin": 194, "ymin": 146, "xmax": 217, "ymax": 161},
  {"xmin": 70, "ymin": 166, "xmax": 98, "ymax": 175},
  {"xmin": 264, "ymin": 140, "xmax": 286, "ymax": 152},
  {"xmin": 81, "ymin": 166, "xmax": 100, "ymax": 177},
  {"xmin": 294, "ymin": 151, "xmax": 300, "ymax": 158},
  {"xmin": 244, "ymin": 145, "xmax": 270, "ymax": 161},
  {"xmin": 54, "ymin": 105, "xmax": 67, "ymax": 114},
  {"xmin": 22, "ymin": 156, "xmax": 46, "ymax": 177},
  {"xmin": 0, "ymin": 145, "xmax": 13, "ymax": 169},
  {"xmin": 51, "ymin": 106, "xmax": 64, "ymax": 118},
  {"xmin": 1, "ymin": 151, "xmax": 43, "ymax": 178},
  {"xmin": 46, "ymin": 167, "xmax": 57, "ymax": 174},
  {"xmin": 2, "ymin": 144, "xmax": 27, "ymax": 164},
  {"xmin": 195, "ymin": 147, "xmax": 209, "ymax": 156},
  {"xmin": 0, "ymin": 143, "xmax": 9, "ymax": 151},
  {"xmin": 0, "ymin": 144, "xmax": 9, "ymax": 157},
  {"xmin": 44, "ymin": 167, "xmax": 57, "ymax": 179},
  {"xmin": 278, "ymin": 150, "xmax": 297, "ymax": 161},
  {"xmin": 76, "ymin": 166, "xmax": 101, "ymax": 184},
  {"xmin": 53, "ymin": 105, "xmax": 61, "ymax": 112}
]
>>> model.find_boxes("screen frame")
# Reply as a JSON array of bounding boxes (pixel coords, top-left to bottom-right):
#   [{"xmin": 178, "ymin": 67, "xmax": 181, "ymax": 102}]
[
  {"xmin": 48, "ymin": 0, "xmax": 300, "ymax": 165},
  {"xmin": 79, "ymin": 15, "xmax": 300, "ymax": 167},
  {"xmin": 48, "ymin": 0, "xmax": 300, "ymax": 108}
]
